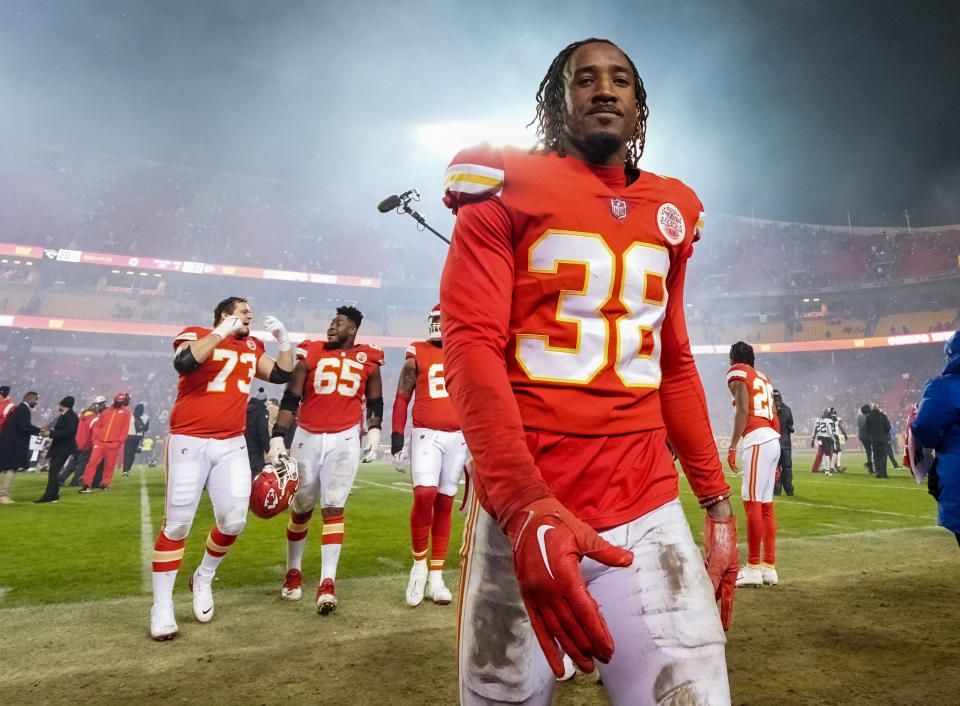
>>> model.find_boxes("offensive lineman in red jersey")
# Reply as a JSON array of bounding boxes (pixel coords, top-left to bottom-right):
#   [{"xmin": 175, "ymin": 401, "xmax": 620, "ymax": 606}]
[
  {"xmin": 726, "ymin": 341, "xmax": 782, "ymax": 588},
  {"xmin": 392, "ymin": 305, "xmax": 468, "ymax": 607},
  {"xmin": 440, "ymin": 38, "xmax": 737, "ymax": 704},
  {"xmin": 150, "ymin": 296, "xmax": 293, "ymax": 641},
  {"xmin": 270, "ymin": 305, "xmax": 384, "ymax": 615}
]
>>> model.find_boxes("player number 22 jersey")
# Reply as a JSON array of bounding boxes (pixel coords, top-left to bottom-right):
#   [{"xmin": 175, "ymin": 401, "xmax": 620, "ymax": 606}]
[
  {"xmin": 726, "ymin": 363, "xmax": 780, "ymax": 445},
  {"xmin": 169, "ymin": 327, "xmax": 266, "ymax": 439},
  {"xmin": 296, "ymin": 341, "xmax": 384, "ymax": 434}
]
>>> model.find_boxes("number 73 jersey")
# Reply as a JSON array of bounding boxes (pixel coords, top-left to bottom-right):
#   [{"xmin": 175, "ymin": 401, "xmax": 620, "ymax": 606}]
[
  {"xmin": 726, "ymin": 363, "xmax": 781, "ymax": 445},
  {"xmin": 296, "ymin": 341, "xmax": 385, "ymax": 434},
  {"xmin": 169, "ymin": 327, "xmax": 266, "ymax": 439}
]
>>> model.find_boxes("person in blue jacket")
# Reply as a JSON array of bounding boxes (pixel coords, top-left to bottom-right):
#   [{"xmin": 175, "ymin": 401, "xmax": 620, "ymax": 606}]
[{"xmin": 912, "ymin": 331, "xmax": 960, "ymax": 546}]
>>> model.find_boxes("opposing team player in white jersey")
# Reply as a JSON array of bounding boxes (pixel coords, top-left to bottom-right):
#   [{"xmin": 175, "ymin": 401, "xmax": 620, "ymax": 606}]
[
  {"xmin": 727, "ymin": 341, "xmax": 782, "ymax": 587},
  {"xmin": 391, "ymin": 304, "xmax": 468, "ymax": 607},
  {"xmin": 270, "ymin": 305, "xmax": 384, "ymax": 614},
  {"xmin": 811, "ymin": 410, "xmax": 837, "ymax": 475},
  {"xmin": 151, "ymin": 296, "xmax": 293, "ymax": 641}
]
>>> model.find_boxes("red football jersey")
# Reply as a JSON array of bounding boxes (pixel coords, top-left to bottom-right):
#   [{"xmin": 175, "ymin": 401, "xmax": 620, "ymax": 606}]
[
  {"xmin": 726, "ymin": 363, "xmax": 781, "ymax": 443},
  {"xmin": 440, "ymin": 145, "xmax": 728, "ymax": 528},
  {"xmin": 169, "ymin": 326, "xmax": 266, "ymax": 439},
  {"xmin": 93, "ymin": 406, "xmax": 132, "ymax": 444},
  {"xmin": 295, "ymin": 340, "xmax": 384, "ymax": 434},
  {"xmin": 407, "ymin": 341, "xmax": 460, "ymax": 432},
  {"xmin": 0, "ymin": 399, "xmax": 14, "ymax": 435}
]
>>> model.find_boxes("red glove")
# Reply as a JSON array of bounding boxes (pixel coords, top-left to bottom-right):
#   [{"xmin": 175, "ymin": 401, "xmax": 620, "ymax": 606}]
[
  {"xmin": 704, "ymin": 514, "xmax": 738, "ymax": 630},
  {"xmin": 504, "ymin": 497, "xmax": 634, "ymax": 677},
  {"xmin": 726, "ymin": 448, "xmax": 738, "ymax": 472}
]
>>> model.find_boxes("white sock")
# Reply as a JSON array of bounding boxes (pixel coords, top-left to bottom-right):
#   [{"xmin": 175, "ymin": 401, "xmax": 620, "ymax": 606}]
[
  {"xmin": 197, "ymin": 553, "xmax": 222, "ymax": 577},
  {"xmin": 320, "ymin": 543, "xmax": 342, "ymax": 581},
  {"xmin": 152, "ymin": 570, "xmax": 177, "ymax": 607},
  {"xmin": 287, "ymin": 538, "xmax": 307, "ymax": 572},
  {"xmin": 428, "ymin": 569, "xmax": 444, "ymax": 586}
]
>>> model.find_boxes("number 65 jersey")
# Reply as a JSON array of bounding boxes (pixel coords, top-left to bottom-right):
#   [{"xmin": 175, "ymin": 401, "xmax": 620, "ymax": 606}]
[
  {"xmin": 296, "ymin": 340, "xmax": 385, "ymax": 434},
  {"xmin": 169, "ymin": 327, "xmax": 266, "ymax": 439}
]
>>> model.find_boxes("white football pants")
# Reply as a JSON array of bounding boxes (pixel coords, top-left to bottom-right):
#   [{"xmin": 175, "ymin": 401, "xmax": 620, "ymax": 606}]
[
  {"xmin": 458, "ymin": 498, "xmax": 730, "ymax": 705},
  {"xmin": 410, "ymin": 427, "xmax": 468, "ymax": 495},
  {"xmin": 740, "ymin": 439, "xmax": 782, "ymax": 503},
  {"xmin": 162, "ymin": 434, "xmax": 251, "ymax": 539},
  {"xmin": 290, "ymin": 424, "xmax": 361, "ymax": 512}
]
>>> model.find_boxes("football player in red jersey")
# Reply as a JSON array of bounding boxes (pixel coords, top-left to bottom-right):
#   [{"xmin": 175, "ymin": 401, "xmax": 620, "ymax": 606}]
[
  {"xmin": 149, "ymin": 296, "xmax": 293, "ymax": 641},
  {"xmin": 270, "ymin": 305, "xmax": 384, "ymax": 615},
  {"xmin": 392, "ymin": 305, "xmax": 468, "ymax": 607},
  {"xmin": 726, "ymin": 341, "xmax": 782, "ymax": 589},
  {"xmin": 440, "ymin": 38, "xmax": 736, "ymax": 704},
  {"xmin": 79, "ymin": 392, "xmax": 132, "ymax": 491}
]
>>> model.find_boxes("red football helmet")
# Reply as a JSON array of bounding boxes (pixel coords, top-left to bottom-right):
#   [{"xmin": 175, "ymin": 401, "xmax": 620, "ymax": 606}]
[
  {"xmin": 427, "ymin": 304, "xmax": 441, "ymax": 342},
  {"xmin": 250, "ymin": 456, "xmax": 299, "ymax": 519},
  {"xmin": 113, "ymin": 392, "xmax": 131, "ymax": 407}
]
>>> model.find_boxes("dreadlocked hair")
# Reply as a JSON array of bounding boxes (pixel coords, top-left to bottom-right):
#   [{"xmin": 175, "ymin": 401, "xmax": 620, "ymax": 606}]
[
  {"xmin": 729, "ymin": 341, "xmax": 755, "ymax": 367},
  {"xmin": 531, "ymin": 38, "xmax": 649, "ymax": 166}
]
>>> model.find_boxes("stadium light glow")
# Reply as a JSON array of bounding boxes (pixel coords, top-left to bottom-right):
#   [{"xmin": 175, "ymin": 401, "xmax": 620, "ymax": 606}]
[{"xmin": 413, "ymin": 120, "xmax": 536, "ymax": 156}]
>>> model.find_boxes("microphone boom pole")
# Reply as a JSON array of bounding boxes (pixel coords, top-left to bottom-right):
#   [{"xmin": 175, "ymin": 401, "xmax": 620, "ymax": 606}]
[{"xmin": 377, "ymin": 189, "xmax": 451, "ymax": 245}]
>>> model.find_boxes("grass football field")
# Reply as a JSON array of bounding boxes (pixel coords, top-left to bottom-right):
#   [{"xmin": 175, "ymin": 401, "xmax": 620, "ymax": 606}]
[{"xmin": 1, "ymin": 452, "xmax": 958, "ymax": 705}]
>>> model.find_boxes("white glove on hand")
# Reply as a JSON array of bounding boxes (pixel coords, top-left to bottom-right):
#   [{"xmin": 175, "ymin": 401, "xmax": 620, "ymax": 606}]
[
  {"xmin": 361, "ymin": 427, "xmax": 381, "ymax": 463},
  {"xmin": 392, "ymin": 447, "xmax": 408, "ymax": 473},
  {"xmin": 212, "ymin": 315, "xmax": 247, "ymax": 340},
  {"xmin": 268, "ymin": 436, "xmax": 287, "ymax": 465},
  {"xmin": 264, "ymin": 315, "xmax": 291, "ymax": 352}
]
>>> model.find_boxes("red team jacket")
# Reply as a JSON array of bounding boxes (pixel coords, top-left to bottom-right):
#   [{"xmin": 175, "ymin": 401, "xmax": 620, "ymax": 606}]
[
  {"xmin": 295, "ymin": 340, "xmax": 384, "ymax": 434},
  {"xmin": 0, "ymin": 399, "xmax": 14, "ymax": 435},
  {"xmin": 726, "ymin": 363, "xmax": 781, "ymax": 445},
  {"xmin": 169, "ymin": 327, "xmax": 266, "ymax": 439},
  {"xmin": 75, "ymin": 409, "xmax": 97, "ymax": 450},
  {"xmin": 92, "ymin": 406, "xmax": 132, "ymax": 445},
  {"xmin": 406, "ymin": 341, "xmax": 460, "ymax": 432},
  {"xmin": 439, "ymin": 145, "xmax": 729, "ymax": 528}
]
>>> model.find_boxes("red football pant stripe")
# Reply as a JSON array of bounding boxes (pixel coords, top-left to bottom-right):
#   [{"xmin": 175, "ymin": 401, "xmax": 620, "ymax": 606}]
[
  {"xmin": 743, "ymin": 500, "xmax": 763, "ymax": 566},
  {"xmin": 411, "ymin": 485, "xmax": 438, "ymax": 559},
  {"xmin": 430, "ymin": 492, "xmax": 455, "ymax": 570},
  {"xmin": 152, "ymin": 533, "xmax": 185, "ymax": 573},
  {"xmin": 761, "ymin": 502, "xmax": 776, "ymax": 565},
  {"xmin": 82, "ymin": 441, "xmax": 123, "ymax": 487}
]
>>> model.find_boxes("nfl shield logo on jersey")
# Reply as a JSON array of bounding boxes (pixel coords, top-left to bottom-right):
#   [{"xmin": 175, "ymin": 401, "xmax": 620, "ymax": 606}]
[{"xmin": 610, "ymin": 198, "xmax": 627, "ymax": 220}]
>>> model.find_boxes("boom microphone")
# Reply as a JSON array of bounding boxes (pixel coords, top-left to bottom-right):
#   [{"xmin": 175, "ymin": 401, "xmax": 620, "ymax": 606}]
[
  {"xmin": 376, "ymin": 189, "xmax": 420, "ymax": 213},
  {"xmin": 377, "ymin": 194, "xmax": 401, "ymax": 213}
]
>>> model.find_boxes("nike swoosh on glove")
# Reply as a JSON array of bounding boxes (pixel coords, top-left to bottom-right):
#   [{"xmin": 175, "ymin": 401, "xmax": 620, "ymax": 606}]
[
  {"xmin": 703, "ymin": 514, "xmax": 738, "ymax": 630},
  {"xmin": 504, "ymin": 497, "xmax": 634, "ymax": 677}
]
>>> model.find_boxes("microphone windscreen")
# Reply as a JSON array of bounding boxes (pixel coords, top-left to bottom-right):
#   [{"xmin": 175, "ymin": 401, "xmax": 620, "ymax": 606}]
[{"xmin": 377, "ymin": 194, "xmax": 401, "ymax": 213}]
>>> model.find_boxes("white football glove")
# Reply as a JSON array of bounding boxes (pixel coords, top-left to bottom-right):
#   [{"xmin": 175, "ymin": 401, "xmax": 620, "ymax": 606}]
[
  {"xmin": 361, "ymin": 427, "xmax": 381, "ymax": 463},
  {"xmin": 268, "ymin": 436, "xmax": 287, "ymax": 465},
  {"xmin": 392, "ymin": 447, "xmax": 408, "ymax": 473},
  {"xmin": 263, "ymin": 315, "xmax": 291, "ymax": 352},
  {"xmin": 212, "ymin": 315, "xmax": 247, "ymax": 340}
]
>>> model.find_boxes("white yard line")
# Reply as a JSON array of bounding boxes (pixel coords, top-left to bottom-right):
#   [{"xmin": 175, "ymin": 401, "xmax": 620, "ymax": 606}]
[
  {"xmin": 139, "ymin": 471, "xmax": 153, "ymax": 593},
  {"xmin": 815, "ymin": 480, "xmax": 923, "ymax": 491},
  {"xmin": 784, "ymin": 499, "xmax": 932, "ymax": 519},
  {"xmin": 777, "ymin": 524, "xmax": 939, "ymax": 543},
  {"xmin": 355, "ymin": 478, "xmax": 413, "ymax": 494}
]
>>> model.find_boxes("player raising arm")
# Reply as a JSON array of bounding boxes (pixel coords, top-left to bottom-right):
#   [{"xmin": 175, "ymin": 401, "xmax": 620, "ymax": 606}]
[
  {"xmin": 440, "ymin": 38, "xmax": 737, "ymax": 705},
  {"xmin": 150, "ymin": 296, "xmax": 293, "ymax": 641},
  {"xmin": 391, "ymin": 304, "xmax": 468, "ymax": 607},
  {"xmin": 270, "ymin": 305, "xmax": 384, "ymax": 615}
]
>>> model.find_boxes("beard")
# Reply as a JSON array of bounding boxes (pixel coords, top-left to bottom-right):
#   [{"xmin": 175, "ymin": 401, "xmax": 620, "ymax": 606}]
[{"xmin": 569, "ymin": 130, "xmax": 623, "ymax": 164}]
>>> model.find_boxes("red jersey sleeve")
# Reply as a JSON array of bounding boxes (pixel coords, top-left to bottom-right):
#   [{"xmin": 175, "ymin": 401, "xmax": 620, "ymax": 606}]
[
  {"xmin": 295, "ymin": 339, "xmax": 311, "ymax": 361},
  {"xmin": 440, "ymin": 196, "xmax": 551, "ymax": 526},
  {"xmin": 173, "ymin": 326, "xmax": 207, "ymax": 350},
  {"xmin": 442, "ymin": 144, "xmax": 505, "ymax": 215},
  {"xmin": 658, "ymin": 257, "xmax": 730, "ymax": 503}
]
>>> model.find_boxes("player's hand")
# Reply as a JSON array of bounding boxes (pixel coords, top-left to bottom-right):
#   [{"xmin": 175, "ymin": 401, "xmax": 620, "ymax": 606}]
[
  {"xmin": 268, "ymin": 436, "xmax": 287, "ymax": 465},
  {"xmin": 213, "ymin": 315, "xmax": 247, "ymax": 340},
  {"xmin": 263, "ymin": 315, "xmax": 291, "ymax": 351},
  {"xmin": 361, "ymin": 427, "xmax": 381, "ymax": 463},
  {"xmin": 504, "ymin": 497, "xmax": 634, "ymax": 677},
  {"xmin": 392, "ymin": 448, "xmax": 408, "ymax": 473},
  {"xmin": 704, "ymin": 513, "xmax": 738, "ymax": 631},
  {"xmin": 390, "ymin": 431, "xmax": 404, "ymax": 456},
  {"xmin": 726, "ymin": 448, "xmax": 738, "ymax": 472}
]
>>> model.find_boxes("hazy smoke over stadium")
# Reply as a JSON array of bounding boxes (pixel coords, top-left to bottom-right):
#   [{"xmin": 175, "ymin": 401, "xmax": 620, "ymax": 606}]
[{"xmin": 2, "ymin": 0, "xmax": 958, "ymax": 230}]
